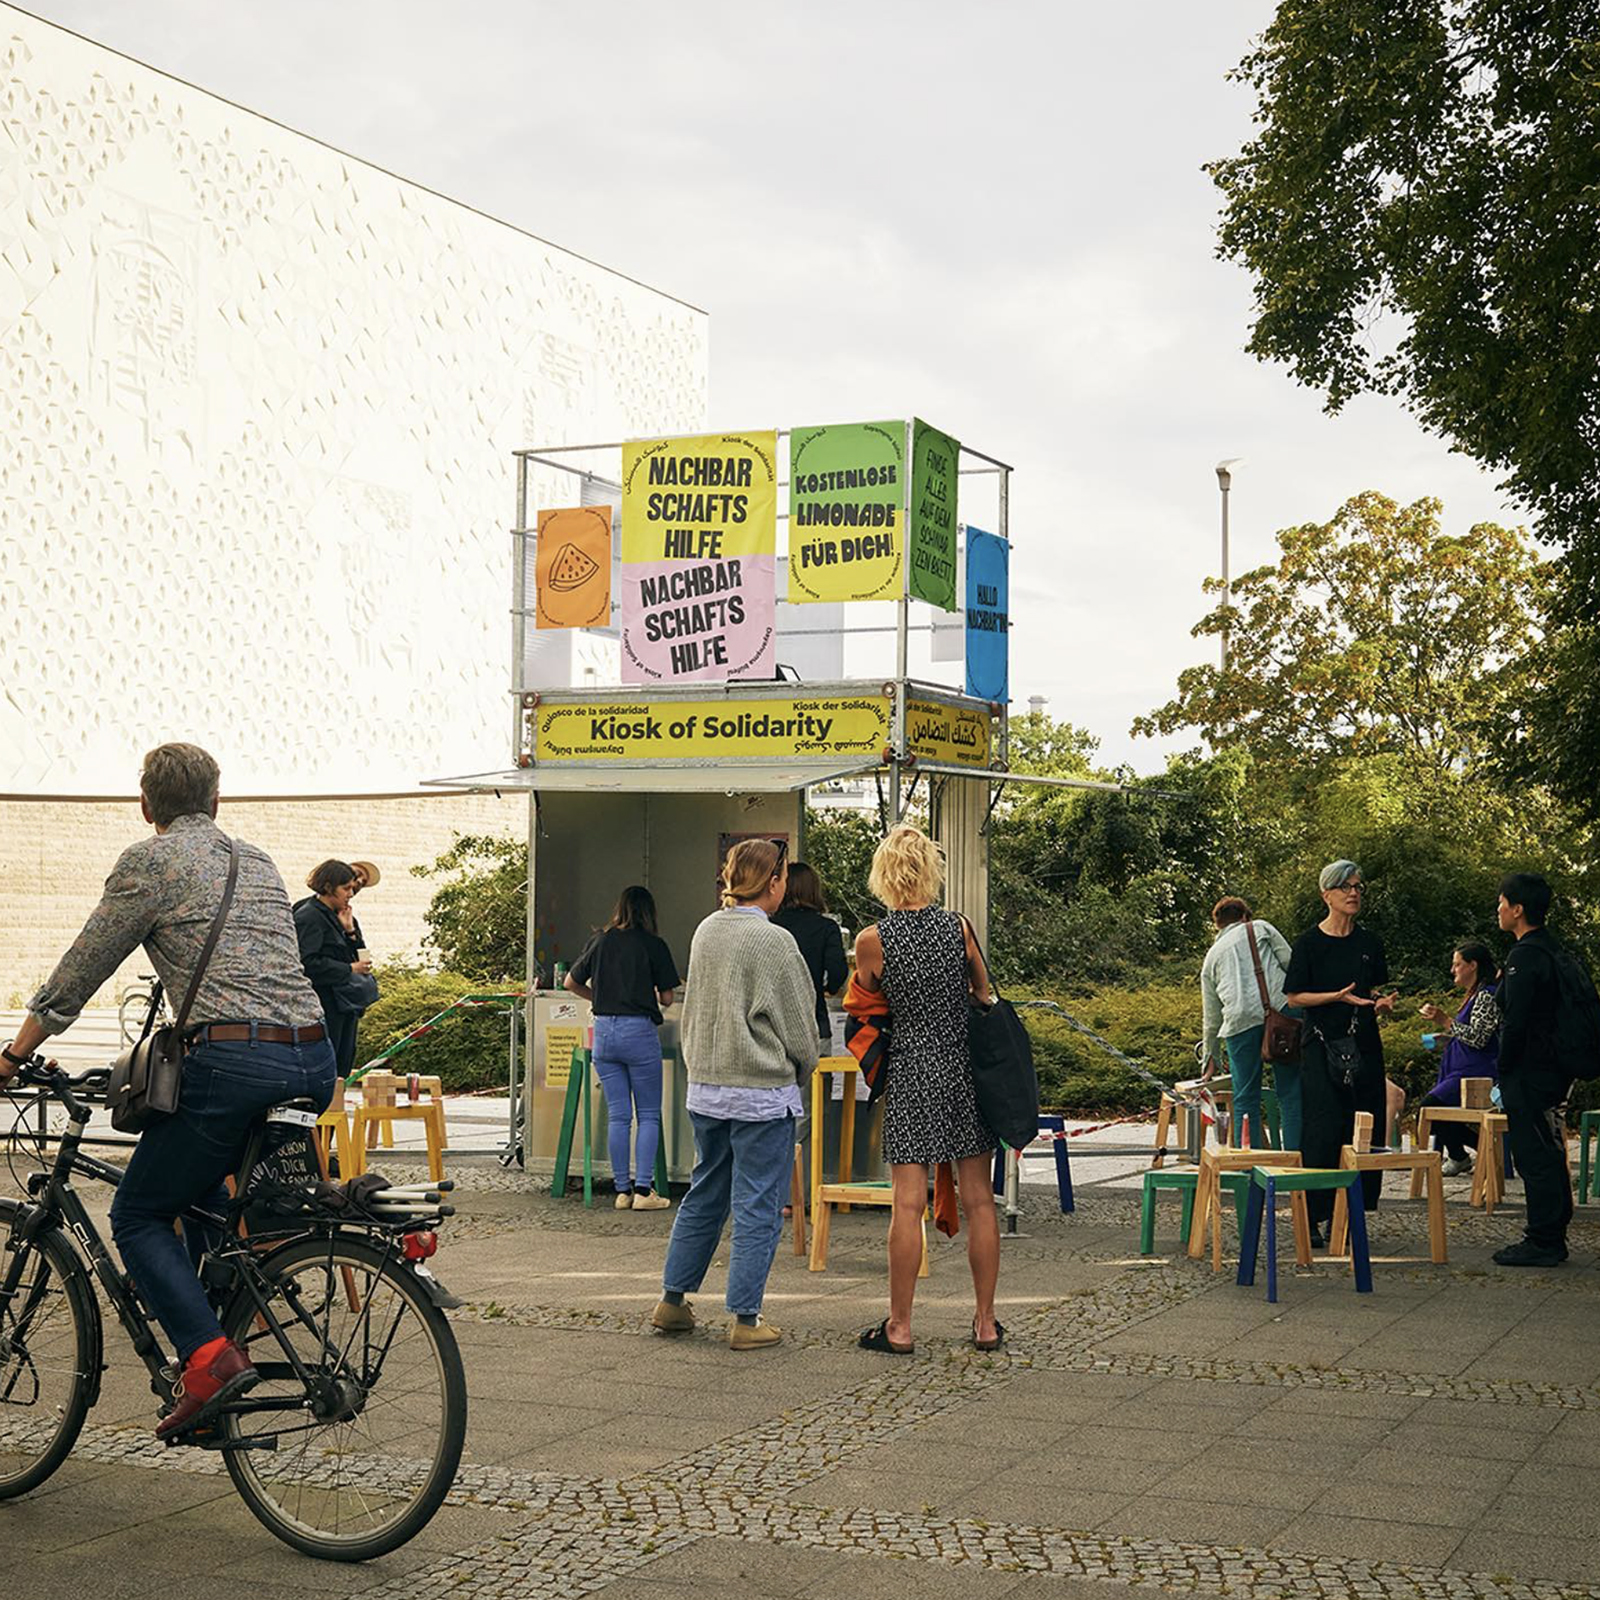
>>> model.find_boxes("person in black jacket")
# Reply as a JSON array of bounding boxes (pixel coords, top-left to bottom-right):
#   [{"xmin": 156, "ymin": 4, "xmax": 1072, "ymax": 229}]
[
  {"xmin": 293, "ymin": 860, "xmax": 373, "ymax": 1077},
  {"xmin": 771, "ymin": 862, "xmax": 847, "ymax": 1045},
  {"xmin": 1492, "ymin": 872, "xmax": 1573, "ymax": 1267}
]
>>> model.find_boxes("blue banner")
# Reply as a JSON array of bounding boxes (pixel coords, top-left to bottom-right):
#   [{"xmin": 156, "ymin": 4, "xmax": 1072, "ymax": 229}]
[{"xmin": 964, "ymin": 526, "xmax": 1009, "ymax": 704}]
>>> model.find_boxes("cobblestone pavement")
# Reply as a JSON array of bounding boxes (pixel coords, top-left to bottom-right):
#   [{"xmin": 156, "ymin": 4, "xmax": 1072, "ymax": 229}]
[{"xmin": 7, "ymin": 1160, "xmax": 1600, "ymax": 1598}]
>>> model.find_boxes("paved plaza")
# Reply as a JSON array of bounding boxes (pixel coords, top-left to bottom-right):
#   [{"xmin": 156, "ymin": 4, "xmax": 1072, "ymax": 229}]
[{"xmin": 6, "ymin": 1138, "xmax": 1600, "ymax": 1600}]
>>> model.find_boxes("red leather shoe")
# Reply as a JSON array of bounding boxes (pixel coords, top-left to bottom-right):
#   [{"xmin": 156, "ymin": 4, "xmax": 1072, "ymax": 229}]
[{"xmin": 156, "ymin": 1338, "xmax": 258, "ymax": 1441}]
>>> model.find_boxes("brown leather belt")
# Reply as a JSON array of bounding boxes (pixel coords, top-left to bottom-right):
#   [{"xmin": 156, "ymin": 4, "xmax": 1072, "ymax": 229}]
[{"xmin": 190, "ymin": 1022, "xmax": 327, "ymax": 1045}]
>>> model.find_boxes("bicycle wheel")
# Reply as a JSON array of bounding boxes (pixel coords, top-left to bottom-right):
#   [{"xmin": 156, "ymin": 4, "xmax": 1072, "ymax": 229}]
[
  {"xmin": 0, "ymin": 1203, "xmax": 98, "ymax": 1499},
  {"xmin": 220, "ymin": 1234, "xmax": 466, "ymax": 1561}
]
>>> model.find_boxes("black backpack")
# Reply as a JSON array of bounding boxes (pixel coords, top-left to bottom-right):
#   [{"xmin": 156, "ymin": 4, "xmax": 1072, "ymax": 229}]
[{"xmin": 1550, "ymin": 943, "xmax": 1600, "ymax": 1081}]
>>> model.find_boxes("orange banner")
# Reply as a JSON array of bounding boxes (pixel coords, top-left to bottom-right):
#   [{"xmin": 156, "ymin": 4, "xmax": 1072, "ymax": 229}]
[{"xmin": 536, "ymin": 505, "xmax": 612, "ymax": 629}]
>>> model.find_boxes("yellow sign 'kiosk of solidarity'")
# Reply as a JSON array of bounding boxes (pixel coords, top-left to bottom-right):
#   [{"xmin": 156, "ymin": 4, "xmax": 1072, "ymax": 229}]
[
  {"xmin": 621, "ymin": 432, "xmax": 777, "ymax": 562},
  {"xmin": 537, "ymin": 695, "xmax": 892, "ymax": 763}
]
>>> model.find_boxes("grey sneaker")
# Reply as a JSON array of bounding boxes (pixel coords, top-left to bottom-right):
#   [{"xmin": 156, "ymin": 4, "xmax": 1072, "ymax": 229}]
[
  {"xmin": 1440, "ymin": 1156, "xmax": 1474, "ymax": 1177},
  {"xmin": 650, "ymin": 1298, "xmax": 695, "ymax": 1334}
]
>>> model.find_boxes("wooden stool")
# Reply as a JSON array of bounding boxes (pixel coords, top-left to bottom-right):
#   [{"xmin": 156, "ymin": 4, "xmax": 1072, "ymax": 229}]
[
  {"xmin": 809, "ymin": 1055, "xmax": 875, "ymax": 1215},
  {"xmin": 315, "ymin": 1076, "xmax": 356, "ymax": 1177},
  {"xmin": 1187, "ymin": 1146, "xmax": 1307, "ymax": 1270},
  {"xmin": 1333, "ymin": 1141, "xmax": 1447, "ymax": 1265},
  {"xmin": 790, "ymin": 1143, "xmax": 807, "ymax": 1256},
  {"xmin": 1141, "ymin": 1168, "xmax": 1253, "ymax": 1254},
  {"xmin": 807, "ymin": 1181, "xmax": 928, "ymax": 1276},
  {"xmin": 1239, "ymin": 1167, "xmax": 1372, "ymax": 1302},
  {"xmin": 350, "ymin": 1071, "xmax": 447, "ymax": 1183}
]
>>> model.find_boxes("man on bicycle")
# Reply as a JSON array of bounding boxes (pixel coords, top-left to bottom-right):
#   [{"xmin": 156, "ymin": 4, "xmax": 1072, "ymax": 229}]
[{"xmin": 0, "ymin": 743, "xmax": 337, "ymax": 1440}]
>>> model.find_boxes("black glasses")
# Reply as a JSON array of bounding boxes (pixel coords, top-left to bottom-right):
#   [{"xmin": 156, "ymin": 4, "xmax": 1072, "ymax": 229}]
[{"xmin": 772, "ymin": 838, "xmax": 788, "ymax": 869}]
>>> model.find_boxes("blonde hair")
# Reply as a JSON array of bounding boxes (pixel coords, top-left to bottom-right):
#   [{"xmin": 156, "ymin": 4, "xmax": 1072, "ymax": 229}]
[
  {"xmin": 721, "ymin": 838, "xmax": 784, "ymax": 906},
  {"xmin": 869, "ymin": 824, "xmax": 945, "ymax": 909}
]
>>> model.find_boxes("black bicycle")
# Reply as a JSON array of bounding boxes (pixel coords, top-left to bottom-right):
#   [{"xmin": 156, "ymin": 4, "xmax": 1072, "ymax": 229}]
[{"xmin": 0, "ymin": 1059, "xmax": 467, "ymax": 1561}]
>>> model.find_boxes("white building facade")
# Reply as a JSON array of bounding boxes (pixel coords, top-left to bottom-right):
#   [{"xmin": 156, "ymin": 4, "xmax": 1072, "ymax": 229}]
[{"xmin": 0, "ymin": 7, "xmax": 708, "ymax": 1000}]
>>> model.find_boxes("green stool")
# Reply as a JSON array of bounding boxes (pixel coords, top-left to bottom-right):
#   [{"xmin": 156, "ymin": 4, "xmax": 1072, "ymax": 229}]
[
  {"xmin": 1140, "ymin": 1169, "xmax": 1251, "ymax": 1254},
  {"xmin": 1579, "ymin": 1110, "xmax": 1600, "ymax": 1204},
  {"xmin": 1238, "ymin": 1166, "xmax": 1372, "ymax": 1302}
]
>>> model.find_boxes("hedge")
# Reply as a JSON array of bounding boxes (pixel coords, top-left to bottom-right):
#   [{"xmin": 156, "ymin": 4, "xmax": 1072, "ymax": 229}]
[
  {"xmin": 353, "ymin": 966, "xmax": 517, "ymax": 1092},
  {"xmin": 1019, "ymin": 984, "xmax": 1443, "ymax": 1118}
]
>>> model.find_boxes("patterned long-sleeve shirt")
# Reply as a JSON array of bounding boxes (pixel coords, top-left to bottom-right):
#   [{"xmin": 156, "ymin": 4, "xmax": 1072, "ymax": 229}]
[{"xmin": 28, "ymin": 813, "xmax": 324, "ymax": 1036}]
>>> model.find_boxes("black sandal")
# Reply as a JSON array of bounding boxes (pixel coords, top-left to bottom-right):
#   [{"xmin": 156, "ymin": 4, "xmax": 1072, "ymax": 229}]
[
  {"xmin": 858, "ymin": 1320, "xmax": 914, "ymax": 1355},
  {"xmin": 972, "ymin": 1318, "xmax": 1006, "ymax": 1352}
]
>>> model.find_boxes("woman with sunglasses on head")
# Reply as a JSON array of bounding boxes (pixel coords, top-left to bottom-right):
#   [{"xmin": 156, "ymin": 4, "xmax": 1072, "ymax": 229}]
[
  {"xmin": 650, "ymin": 838, "xmax": 820, "ymax": 1350},
  {"xmin": 1283, "ymin": 860, "xmax": 1395, "ymax": 1246}
]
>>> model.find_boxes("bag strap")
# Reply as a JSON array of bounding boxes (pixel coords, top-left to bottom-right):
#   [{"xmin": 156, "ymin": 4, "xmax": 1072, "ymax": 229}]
[
  {"xmin": 1243, "ymin": 920, "xmax": 1274, "ymax": 1013},
  {"xmin": 172, "ymin": 838, "xmax": 241, "ymax": 1035},
  {"xmin": 958, "ymin": 913, "xmax": 1000, "ymax": 1001}
]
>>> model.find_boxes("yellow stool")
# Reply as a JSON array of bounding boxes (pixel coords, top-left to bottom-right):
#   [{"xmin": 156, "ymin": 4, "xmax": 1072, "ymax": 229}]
[
  {"xmin": 1188, "ymin": 1146, "xmax": 1308, "ymax": 1270},
  {"xmin": 806, "ymin": 1056, "xmax": 926, "ymax": 1275},
  {"xmin": 315, "ymin": 1076, "xmax": 356, "ymax": 1177},
  {"xmin": 350, "ymin": 1071, "xmax": 447, "ymax": 1183}
]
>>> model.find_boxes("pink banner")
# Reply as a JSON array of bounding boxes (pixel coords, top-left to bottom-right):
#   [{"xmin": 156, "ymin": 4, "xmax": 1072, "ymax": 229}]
[{"xmin": 619, "ymin": 554, "xmax": 775, "ymax": 683}]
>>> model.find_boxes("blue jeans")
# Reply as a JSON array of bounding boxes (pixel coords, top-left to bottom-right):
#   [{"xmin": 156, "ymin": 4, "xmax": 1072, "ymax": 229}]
[
  {"xmin": 110, "ymin": 1036, "xmax": 336, "ymax": 1362},
  {"xmin": 1223, "ymin": 1025, "xmax": 1265, "ymax": 1145},
  {"xmin": 592, "ymin": 1015, "xmax": 664, "ymax": 1191},
  {"xmin": 662, "ymin": 1111, "xmax": 794, "ymax": 1316}
]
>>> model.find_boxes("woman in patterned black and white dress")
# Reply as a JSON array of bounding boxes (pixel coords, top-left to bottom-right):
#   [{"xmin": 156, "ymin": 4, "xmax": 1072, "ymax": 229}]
[{"xmin": 852, "ymin": 824, "xmax": 1000, "ymax": 1356}]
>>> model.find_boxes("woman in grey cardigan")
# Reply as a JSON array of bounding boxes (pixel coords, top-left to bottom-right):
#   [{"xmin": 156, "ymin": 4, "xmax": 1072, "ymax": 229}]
[{"xmin": 651, "ymin": 839, "xmax": 820, "ymax": 1350}]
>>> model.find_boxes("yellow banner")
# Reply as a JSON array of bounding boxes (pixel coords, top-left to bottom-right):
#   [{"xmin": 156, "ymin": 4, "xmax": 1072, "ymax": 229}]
[
  {"xmin": 621, "ymin": 431, "xmax": 777, "ymax": 563},
  {"xmin": 906, "ymin": 697, "xmax": 992, "ymax": 768},
  {"xmin": 543, "ymin": 1024, "xmax": 585, "ymax": 1091},
  {"xmin": 536, "ymin": 695, "xmax": 891, "ymax": 764}
]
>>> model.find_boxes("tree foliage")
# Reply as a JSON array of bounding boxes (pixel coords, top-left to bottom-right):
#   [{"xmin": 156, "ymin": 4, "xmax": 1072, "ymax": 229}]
[
  {"xmin": 412, "ymin": 833, "xmax": 527, "ymax": 984},
  {"xmin": 1210, "ymin": 2, "xmax": 1600, "ymax": 820},
  {"xmin": 1210, "ymin": 2, "xmax": 1600, "ymax": 551},
  {"xmin": 1132, "ymin": 492, "xmax": 1542, "ymax": 772},
  {"xmin": 801, "ymin": 806, "xmax": 884, "ymax": 937}
]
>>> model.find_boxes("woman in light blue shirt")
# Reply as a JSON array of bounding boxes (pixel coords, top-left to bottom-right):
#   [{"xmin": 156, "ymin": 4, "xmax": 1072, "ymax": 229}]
[{"xmin": 1200, "ymin": 896, "xmax": 1294, "ymax": 1149}]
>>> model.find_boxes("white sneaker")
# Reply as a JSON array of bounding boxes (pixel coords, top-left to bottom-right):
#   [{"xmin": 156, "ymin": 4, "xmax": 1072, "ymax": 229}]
[
  {"xmin": 614, "ymin": 1191, "xmax": 635, "ymax": 1210},
  {"xmin": 632, "ymin": 1190, "xmax": 671, "ymax": 1211},
  {"xmin": 1441, "ymin": 1157, "xmax": 1474, "ymax": 1177}
]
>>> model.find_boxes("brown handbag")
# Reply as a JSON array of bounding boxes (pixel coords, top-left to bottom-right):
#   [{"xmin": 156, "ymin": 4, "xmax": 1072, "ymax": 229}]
[
  {"xmin": 108, "ymin": 838, "xmax": 241, "ymax": 1133},
  {"xmin": 1244, "ymin": 919, "xmax": 1303, "ymax": 1066}
]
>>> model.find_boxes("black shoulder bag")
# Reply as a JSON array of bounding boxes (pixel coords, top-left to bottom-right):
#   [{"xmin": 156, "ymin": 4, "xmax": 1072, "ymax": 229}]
[
  {"xmin": 109, "ymin": 838, "xmax": 241, "ymax": 1134},
  {"xmin": 961, "ymin": 917, "xmax": 1040, "ymax": 1150}
]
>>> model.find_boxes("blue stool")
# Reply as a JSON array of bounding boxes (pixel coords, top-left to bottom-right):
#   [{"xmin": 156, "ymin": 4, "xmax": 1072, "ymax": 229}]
[
  {"xmin": 993, "ymin": 1117, "xmax": 1074, "ymax": 1214},
  {"xmin": 1237, "ymin": 1166, "xmax": 1372, "ymax": 1303}
]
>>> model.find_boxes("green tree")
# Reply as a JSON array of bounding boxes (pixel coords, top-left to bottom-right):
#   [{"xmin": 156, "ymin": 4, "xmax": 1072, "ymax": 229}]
[
  {"xmin": 1132, "ymin": 492, "xmax": 1542, "ymax": 773},
  {"xmin": 1209, "ymin": 2, "xmax": 1600, "ymax": 817},
  {"xmin": 412, "ymin": 833, "xmax": 527, "ymax": 983},
  {"xmin": 802, "ymin": 806, "xmax": 882, "ymax": 936}
]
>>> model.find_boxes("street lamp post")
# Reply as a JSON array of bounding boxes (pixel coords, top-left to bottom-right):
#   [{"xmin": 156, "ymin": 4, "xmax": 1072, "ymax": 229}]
[{"xmin": 1214, "ymin": 459, "xmax": 1243, "ymax": 672}]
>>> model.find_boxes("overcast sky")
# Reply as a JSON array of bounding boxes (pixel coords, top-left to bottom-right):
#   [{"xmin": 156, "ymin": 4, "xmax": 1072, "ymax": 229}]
[{"xmin": 20, "ymin": 0, "xmax": 1520, "ymax": 770}]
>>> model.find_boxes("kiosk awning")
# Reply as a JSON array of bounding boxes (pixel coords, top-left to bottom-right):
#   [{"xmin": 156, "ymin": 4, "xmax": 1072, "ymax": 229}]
[
  {"xmin": 909, "ymin": 762, "xmax": 1143, "ymax": 794},
  {"xmin": 421, "ymin": 763, "xmax": 878, "ymax": 795}
]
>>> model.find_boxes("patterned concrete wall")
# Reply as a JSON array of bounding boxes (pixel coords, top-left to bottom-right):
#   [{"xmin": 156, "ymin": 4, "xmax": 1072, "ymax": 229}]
[
  {"xmin": 0, "ymin": 791, "xmax": 524, "ymax": 1008},
  {"xmin": 0, "ymin": 6, "xmax": 709, "ymax": 797}
]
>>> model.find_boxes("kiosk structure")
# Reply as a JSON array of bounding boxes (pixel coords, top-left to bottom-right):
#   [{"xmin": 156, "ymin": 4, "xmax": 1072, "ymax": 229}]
[{"xmin": 430, "ymin": 426, "xmax": 1105, "ymax": 1179}]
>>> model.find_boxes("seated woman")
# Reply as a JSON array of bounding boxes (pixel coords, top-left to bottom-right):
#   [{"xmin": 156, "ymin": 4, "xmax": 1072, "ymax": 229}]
[{"xmin": 1418, "ymin": 940, "xmax": 1501, "ymax": 1176}]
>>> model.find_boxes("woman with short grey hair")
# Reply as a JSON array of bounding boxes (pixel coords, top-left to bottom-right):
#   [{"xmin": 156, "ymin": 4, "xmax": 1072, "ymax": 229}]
[{"xmin": 1283, "ymin": 860, "xmax": 1395, "ymax": 1247}]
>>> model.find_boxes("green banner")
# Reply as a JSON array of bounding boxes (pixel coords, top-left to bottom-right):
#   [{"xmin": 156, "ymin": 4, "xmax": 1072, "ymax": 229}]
[
  {"xmin": 908, "ymin": 418, "xmax": 959, "ymax": 610},
  {"xmin": 787, "ymin": 420, "xmax": 905, "ymax": 603}
]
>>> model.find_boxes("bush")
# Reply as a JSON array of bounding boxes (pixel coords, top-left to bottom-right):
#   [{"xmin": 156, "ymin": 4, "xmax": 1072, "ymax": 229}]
[
  {"xmin": 353, "ymin": 965, "xmax": 518, "ymax": 1092},
  {"xmin": 1018, "ymin": 982, "xmax": 1445, "ymax": 1118}
]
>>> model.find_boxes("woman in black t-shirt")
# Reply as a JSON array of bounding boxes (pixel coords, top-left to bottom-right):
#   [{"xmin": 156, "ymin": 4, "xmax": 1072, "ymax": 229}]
[
  {"xmin": 1283, "ymin": 859, "xmax": 1395, "ymax": 1242},
  {"xmin": 771, "ymin": 862, "xmax": 848, "ymax": 1044},
  {"xmin": 566, "ymin": 886, "xmax": 682, "ymax": 1211}
]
